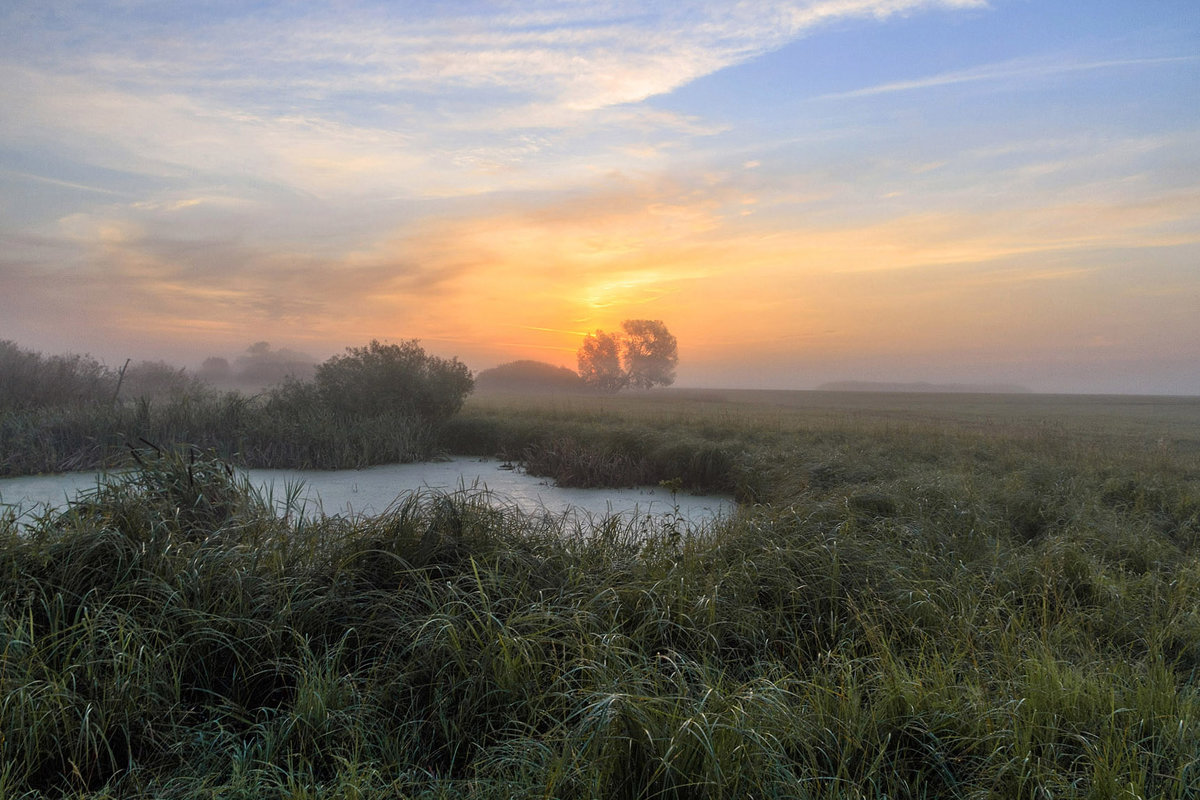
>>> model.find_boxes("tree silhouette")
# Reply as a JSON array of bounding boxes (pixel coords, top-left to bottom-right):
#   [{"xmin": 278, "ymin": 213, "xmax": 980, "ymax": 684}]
[
  {"xmin": 576, "ymin": 320, "xmax": 678, "ymax": 391},
  {"xmin": 576, "ymin": 330, "xmax": 624, "ymax": 391},
  {"xmin": 620, "ymin": 319, "xmax": 678, "ymax": 390}
]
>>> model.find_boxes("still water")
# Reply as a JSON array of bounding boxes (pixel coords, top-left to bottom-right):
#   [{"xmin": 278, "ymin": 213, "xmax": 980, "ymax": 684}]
[{"xmin": 0, "ymin": 457, "xmax": 735, "ymax": 526}]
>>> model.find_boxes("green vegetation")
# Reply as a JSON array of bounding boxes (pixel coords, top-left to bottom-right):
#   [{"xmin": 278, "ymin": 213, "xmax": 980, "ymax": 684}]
[
  {"xmin": 0, "ymin": 341, "xmax": 206, "ymax": 411},
  {"xmin": 312, "ymin": 339, "xmax": 472, "ymax": 421},
  {"xmin": 3, "ymin": 387, "xmax": 1200, "ymax": 797},
  {"xmin": 0, "ymin": 340, "xmax": 472, "ymax": 476}
]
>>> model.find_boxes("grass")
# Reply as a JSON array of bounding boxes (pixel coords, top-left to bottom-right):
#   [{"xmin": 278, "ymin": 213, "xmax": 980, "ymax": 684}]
[
  {"xmin": 2, "ymin": 388, "xmax": 1200, "ymax": 797},
  {"xmin": 0, "ymin": 391, "xmax": 442, "ymax": 476}
]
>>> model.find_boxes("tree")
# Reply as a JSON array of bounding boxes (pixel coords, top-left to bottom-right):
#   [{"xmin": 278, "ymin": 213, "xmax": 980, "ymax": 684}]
[
  {"xmin": 121, "ymin": 360, "xmax": 207, "ymax": 400},
  {"xmin": 576, "ymin": 320, "xmax": 678, "ymax": 391},
  {"xmin": 620, "ymin": 319, "xmax": 678, "ymax": 390},
  {"xmin": 197, "ymin": 356, "xmax": 232, "ymax": 384},
  {"xmin": 577, "ymin": 330, "xmax": 625, "ymax": 391},
  {"xmin": 234, "ymin": 342, "xmax": 317, "ymax": 385}
]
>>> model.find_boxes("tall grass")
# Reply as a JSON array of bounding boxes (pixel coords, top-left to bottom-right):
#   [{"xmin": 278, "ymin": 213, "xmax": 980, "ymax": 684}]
[
  {"xmin": 0, "ymin": 390, "xmax": 442, "ymax": 476},
  {"xmin": 3, "ymin": 407, "xmax": 1200, "ymax": 798}
]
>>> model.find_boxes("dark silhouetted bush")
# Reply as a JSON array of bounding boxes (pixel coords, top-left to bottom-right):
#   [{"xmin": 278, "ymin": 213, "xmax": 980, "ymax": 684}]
[
  {"xmin": 0, "ymin": 340, "xmax": 115, "ymax": 409},
  {"xmin": 314, "ymin": 339, "xmax": 474, "ymax": 421}
]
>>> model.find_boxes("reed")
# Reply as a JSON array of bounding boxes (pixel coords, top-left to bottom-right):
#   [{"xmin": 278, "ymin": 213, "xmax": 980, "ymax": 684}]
[{"xmin": 0, "ymin": 390, "xmax": 442, "ymax": 476}]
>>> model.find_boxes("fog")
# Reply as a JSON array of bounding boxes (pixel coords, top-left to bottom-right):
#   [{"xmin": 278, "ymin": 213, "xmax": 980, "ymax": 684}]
[{"xmin": 2, "ymin": 330, "xmax": 1198, "ymax": 397}]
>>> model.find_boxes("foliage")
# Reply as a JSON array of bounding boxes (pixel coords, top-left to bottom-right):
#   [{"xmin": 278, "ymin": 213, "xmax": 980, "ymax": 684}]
[
  {"xmin": 576, "ymin": 330, "xmax": 625, "ymax": 391},
  {"xmin": 314, "ymin": 339, "xmax": 474, "ymax": 421},
  {"xmin": 619, "ymin": 319, "xmax": 678, "ymax": 390},
  {"xmin": 576, "ymin": 320, "xmax": 678, "ymax": 392},
  {"xmin": 0, "ymin": 339, "xmax": 115, "ymax": 410},
  {"xmin": 0, "ymin": 343, "xmax": 209, "ymax": 412},
  {"xmin": 0, "ymin": 340, "xmax": 473, "ymax": 475}
]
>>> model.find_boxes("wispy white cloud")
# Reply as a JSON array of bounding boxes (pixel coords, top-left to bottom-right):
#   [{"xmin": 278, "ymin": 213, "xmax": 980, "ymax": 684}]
[
  {"xmin": 0, "ymin": 0, "xmax": 992, "ymax": 204},
  {"xmin": 821, "ymin": 54, "xmax": 1200, "ymax": 99},
  {"xmin": 1, "ymin": 169, "xmax": 129, "ymax": 196},
  {"xmin": 4, "ymin": 1, "xmax": 991, "ymax": 117}
]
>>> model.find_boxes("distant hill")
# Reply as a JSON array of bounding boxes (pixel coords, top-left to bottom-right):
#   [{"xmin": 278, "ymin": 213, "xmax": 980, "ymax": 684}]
[
  {"xmin": 475, "ymin": 360, "xmax": 584, "ymax": 392},
  {"xmin": 817, "ymin": 381, "xmax": 1032, "ymax": 394}
]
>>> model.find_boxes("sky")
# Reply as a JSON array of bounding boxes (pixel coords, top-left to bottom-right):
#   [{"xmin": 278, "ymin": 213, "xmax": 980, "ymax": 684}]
[{"xmin": 1, "ymin": 0, "xmax": 1198, "ymax": 395}]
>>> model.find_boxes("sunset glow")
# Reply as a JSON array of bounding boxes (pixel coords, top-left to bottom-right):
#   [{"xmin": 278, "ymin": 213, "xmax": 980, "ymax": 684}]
[{"xmin": 2, "ymin": 1, "xmax": 1197, "ymax": 393}]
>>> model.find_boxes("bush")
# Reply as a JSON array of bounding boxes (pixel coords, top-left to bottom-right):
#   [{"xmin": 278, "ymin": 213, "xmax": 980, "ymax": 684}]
[
  {"xmin": 0, "ymin": 340, "xmax": 115, "ymax": 410},
  {"xmin": 314, "ymin": 339, "xmax": 474, "ymax": 421},
  {"xmin": 118, "ymin": 359, "xmax": 209, "ymax": 401}
]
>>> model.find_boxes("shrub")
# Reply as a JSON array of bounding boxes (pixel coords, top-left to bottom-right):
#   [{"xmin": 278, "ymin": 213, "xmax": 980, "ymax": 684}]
[
  {"xmin": 118, "ymin": 359, "xmax": 208, "ymax": 401},
  {"xmin": 0, "ymin": 340, "xmax": 115, "ymax": 409},
  {"xmin": 314, "ymin": 339, "xmax": 474, "ymax": 421}
]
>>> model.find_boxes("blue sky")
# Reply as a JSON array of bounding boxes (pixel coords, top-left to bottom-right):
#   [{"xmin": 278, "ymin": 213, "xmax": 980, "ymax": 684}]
[{"xmin": 2, "ymin": 0, "xmax": 1198, "ymax": 393}]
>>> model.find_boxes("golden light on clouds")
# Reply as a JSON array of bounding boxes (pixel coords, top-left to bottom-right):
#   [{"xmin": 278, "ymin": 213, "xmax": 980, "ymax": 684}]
[{"xmin": 1, "ymin": 1, "xmax": 1197, "ymax": 392}]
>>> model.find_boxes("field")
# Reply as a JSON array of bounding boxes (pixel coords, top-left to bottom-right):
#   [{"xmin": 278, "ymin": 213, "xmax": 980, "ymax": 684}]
[{"xmin": 3, "ymin": 388, "xmax": 1200, "ymax": 798}]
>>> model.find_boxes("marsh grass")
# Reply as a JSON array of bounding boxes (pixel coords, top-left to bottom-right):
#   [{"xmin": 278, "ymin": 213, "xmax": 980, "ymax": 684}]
[
  {"xmin": 0, "ymin": 391, "xmax": 439, "ymax": 476},
  {"xmin": 2, "ymin": 390, "xmax": 1200, "ymax": 797}
]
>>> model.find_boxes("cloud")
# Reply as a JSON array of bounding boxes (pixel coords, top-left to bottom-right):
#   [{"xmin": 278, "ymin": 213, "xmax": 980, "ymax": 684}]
[
  {"xmin": 0, "ymin": 169, "xmax": 130, "ymax": 197},
  {"xmin": 821, "ymin": 54, "xmax": 1200, "ymax": 99},
  {"xmin": 0, "ymin": 65, "xmax": 430, "ymax": 196},
  {"xmin": 5, "ymin": 0, "xmax": 1195, "ymax": 392},
  {"xmin": 0, "ymin": 0, "xmax": 999, "ymax": 221},
  {"xmin": 0, "ymin": 201, "xmax": 476, "ymax": 360},
  {"xmin": 3, "ymin": 1, "xmax": 992, "ymax": 143}
]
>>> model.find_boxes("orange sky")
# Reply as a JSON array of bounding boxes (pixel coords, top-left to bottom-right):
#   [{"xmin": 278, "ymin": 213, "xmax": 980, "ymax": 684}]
[{"xmin": 2, "ymin": 1, "xmax": 1198, "ymax": 393}]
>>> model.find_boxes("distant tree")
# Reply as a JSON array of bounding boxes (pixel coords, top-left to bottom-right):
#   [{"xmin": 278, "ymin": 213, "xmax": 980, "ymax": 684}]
[
  {"xmin": 576, "ymin": 320, "xmax": 678, "ymax": 392},
  {"xmin": 120, "ymin": 360, "xmax": 207, "ymax": 400},
  {"xmin": 314, "ymin": 339, "xmax": 474, "ymax": 421},
  {"xmin": 620, "ymin": 319, "xmax": 678, "ymax": 390},
  {"xmin": 197, "ymin": 356, "xmax": 232, "ymax": 384},
  {"xmin": 234, "ymin": 342, "xmax": 317, "ymax": 386},
  {"xmin": 577, "ymin": 330, "xmax": 625, "ymax": 392}
]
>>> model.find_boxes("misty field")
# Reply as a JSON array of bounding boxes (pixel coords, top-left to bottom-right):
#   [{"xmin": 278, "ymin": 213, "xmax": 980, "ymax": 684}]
[{"xmin": 3, "ymin": 388, "xmax": 1200, "ymax": 798}]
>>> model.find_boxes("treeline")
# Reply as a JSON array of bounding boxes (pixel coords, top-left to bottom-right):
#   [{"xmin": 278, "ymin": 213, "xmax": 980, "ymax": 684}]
[
  {"xmin": 0, "ymin": 339, "xmax": 472, "ymax": 476},
  {"xmin": 196, "ymin": 341, "xmax": 319, "ymax": 389},
  {"xmin": 0, "ymin": 341, "xmax": 207, "ymax": 410}
]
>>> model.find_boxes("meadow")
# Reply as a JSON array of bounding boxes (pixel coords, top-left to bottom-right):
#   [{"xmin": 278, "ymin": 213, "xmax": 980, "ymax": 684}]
[{"xmin": 3, "ymin": 387, "xmax": 1200, "ymax": 798}]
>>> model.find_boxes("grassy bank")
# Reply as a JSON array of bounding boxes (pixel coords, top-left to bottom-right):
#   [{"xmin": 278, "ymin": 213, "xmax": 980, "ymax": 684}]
[{"xmin": 2, "ymin": 390, "xmax": 1200, "ymax": 797}]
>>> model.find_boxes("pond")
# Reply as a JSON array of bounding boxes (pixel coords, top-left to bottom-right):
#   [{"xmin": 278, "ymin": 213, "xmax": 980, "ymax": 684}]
[{"xmin": 0, "ymin": 457, "xmax": 736, "ymax": 528}]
